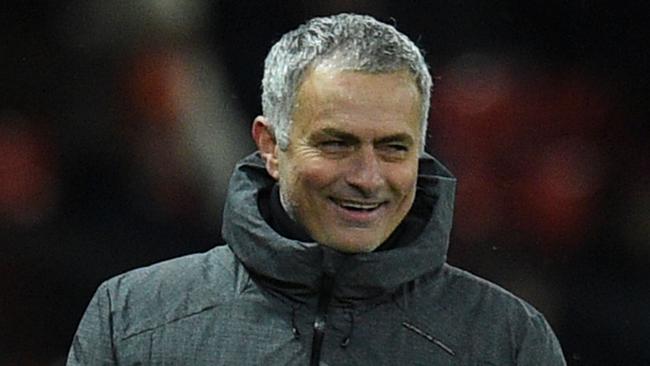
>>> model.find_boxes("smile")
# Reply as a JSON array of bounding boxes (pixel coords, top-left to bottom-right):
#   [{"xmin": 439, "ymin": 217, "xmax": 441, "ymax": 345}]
[{"xmin": 331, "ymin": 198, "xmax": 384, "ymax": 211}]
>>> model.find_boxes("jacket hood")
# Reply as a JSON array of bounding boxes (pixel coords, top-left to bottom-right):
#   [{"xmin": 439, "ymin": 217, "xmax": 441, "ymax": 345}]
[{"xmin": 222, "ymin": 152, "xmax": 456, "ymax": 302}]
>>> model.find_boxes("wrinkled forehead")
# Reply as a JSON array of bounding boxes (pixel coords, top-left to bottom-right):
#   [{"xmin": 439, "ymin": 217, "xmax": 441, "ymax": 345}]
[
  {"xmin": 293, "ymin": 63, "xmax": 422, "ymax": 123},
  {"xmin": 291, "ymin": 67, "xmax": 423, "ymax": 144}
]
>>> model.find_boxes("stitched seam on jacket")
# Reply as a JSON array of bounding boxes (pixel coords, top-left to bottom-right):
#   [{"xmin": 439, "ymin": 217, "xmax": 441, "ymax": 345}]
[{"xmin": 119, "ymin": 303, "xmax": 224, "ymax": 341}]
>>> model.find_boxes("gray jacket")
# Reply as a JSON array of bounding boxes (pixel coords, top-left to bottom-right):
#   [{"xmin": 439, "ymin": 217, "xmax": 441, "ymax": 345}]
[{"xmin": 67, "ymin": 153, "xmax": 566, "ymax": 365}]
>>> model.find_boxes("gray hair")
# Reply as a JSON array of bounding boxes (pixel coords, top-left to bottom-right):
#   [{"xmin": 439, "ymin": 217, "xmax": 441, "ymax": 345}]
[{"xmin": 261, "ymin": 13, "xmax": 432, "ymax": 152}]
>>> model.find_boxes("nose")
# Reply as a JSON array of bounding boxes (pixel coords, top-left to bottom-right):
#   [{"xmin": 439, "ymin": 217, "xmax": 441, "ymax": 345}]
[{"xmin": 345, "ymin": 147, "xmax": 384, "ymax": 196}]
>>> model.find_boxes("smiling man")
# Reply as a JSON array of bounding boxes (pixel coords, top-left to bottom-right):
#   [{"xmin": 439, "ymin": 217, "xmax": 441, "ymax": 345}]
[
  {"xmin": 68, "ymin": 14, "xmax": 566, "ymax": 365},
  {"xmin": 254, "ymin": 67, "xmax": 422, "ymax": 253}
]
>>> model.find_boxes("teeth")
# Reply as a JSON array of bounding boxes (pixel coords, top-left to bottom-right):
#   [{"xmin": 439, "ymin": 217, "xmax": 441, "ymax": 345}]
[{"xmin": 337, "ymin": 201, "xmax": 381, "ymax": 210}]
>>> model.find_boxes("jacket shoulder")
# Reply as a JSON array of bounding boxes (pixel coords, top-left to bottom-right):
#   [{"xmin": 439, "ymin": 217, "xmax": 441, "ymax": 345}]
[
  {"xmin": 439, "ymin": 264, "xmax": 542, "ymax": 315},
  {"xmin": 101, "ymin": 245, "xmax": 249, "ymax": 340},
  {"xmin": 430, "ymin": 264, "xmax": 556, "ymax": 333},
  {"xmin": 402, "ymin": 264, "xmax": 565, "ymax": 364}
]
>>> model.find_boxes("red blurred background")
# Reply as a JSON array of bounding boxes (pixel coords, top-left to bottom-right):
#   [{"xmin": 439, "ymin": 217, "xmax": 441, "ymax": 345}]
[{"xmin": 1, "ymin": 1, "xmax": 648, "ymax": 364}]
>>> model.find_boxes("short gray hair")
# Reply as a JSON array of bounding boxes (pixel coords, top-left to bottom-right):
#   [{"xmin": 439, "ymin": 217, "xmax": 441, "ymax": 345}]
[{"xmin": 261, "ymin": 13, "xmax": 432, "ymax": 152}]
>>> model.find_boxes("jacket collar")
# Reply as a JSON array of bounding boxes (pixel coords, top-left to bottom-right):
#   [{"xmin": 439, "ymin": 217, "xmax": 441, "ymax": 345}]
[{"xmin": 222, "ymin": 152, "xmax": 456, "ymax": 302}]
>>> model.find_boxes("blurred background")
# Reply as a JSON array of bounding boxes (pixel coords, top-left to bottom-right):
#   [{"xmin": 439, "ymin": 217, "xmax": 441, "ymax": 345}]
[{"xmin": 1, "ymin": 1, "xmax": 648, "ymax": 364}]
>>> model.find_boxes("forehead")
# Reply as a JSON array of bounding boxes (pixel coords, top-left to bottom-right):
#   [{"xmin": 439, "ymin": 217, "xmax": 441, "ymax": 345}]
[
  {"xmin": 293, "ymin": 66, "xmax": 422, "ymax": 135},
  {"xmin": 301, "ymin": 65, "xmax": 418, "ymax": 101}
]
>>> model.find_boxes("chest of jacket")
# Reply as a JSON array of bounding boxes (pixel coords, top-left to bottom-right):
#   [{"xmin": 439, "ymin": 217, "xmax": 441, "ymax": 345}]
[{"xmin": 112, "ymin": 278, "xmax": 512, "ymax": 365}]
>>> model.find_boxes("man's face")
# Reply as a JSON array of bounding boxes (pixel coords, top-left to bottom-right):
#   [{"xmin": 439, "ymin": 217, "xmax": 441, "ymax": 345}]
[{"xmin": 274, "ymin": 66, "xmax": 422, "ymax": 253}]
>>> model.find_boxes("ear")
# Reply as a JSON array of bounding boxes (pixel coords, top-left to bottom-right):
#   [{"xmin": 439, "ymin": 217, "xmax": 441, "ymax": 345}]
[{"xmin": 251, "ymin": 116, "xmax": 280, "ymax": 180}]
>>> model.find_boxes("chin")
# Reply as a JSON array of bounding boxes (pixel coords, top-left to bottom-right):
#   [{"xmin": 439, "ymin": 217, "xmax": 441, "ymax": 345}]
[{"xmin": 322, "ymin": 233, "xmax": 383, "ymax": 253}]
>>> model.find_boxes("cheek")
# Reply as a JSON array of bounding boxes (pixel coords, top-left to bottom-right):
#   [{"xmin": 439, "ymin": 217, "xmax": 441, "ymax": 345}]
[
  {"xmin": 285, "ymin": 162, "xmax": 338, "ymax": 202},
  {"xmin": 297, "ymin": 167, "xmax": 337, "ymax": 197},
  {"xmin": 389, "ymin": 163, "xmax": 419, "ymax": 195}
]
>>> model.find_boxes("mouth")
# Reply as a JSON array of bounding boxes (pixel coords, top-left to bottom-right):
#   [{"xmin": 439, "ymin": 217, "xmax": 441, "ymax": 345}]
[{"xmin": 330, "ymin": 198, "xmax": 385, "ymax": 212}]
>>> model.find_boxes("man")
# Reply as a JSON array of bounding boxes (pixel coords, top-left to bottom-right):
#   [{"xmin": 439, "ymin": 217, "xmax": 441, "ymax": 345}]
[{"xmin": 68, "ymin": 14, "xmax": 566, "ymax": 365}]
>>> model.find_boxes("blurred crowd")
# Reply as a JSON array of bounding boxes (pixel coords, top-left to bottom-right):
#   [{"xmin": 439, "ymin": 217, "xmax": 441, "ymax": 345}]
[{"xmin": 1, "ymin": 1, "xmax": 648, "ymax": 365}]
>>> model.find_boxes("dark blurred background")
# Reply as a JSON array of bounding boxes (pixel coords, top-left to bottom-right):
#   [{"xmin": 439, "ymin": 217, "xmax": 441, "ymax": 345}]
[{"xmin": 1, "ymin": 1, "xmax": 648, "ymax": 365}]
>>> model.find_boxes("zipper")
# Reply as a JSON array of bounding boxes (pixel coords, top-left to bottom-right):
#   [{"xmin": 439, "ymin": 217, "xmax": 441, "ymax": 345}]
[{"xmin": 310, "ymin": 275, "xmax": 334, "ymax": 366}]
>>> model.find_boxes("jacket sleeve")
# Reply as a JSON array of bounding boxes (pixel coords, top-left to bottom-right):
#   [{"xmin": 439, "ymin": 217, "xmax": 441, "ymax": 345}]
[
  {"xmin": 67, "ymin": 282, "xmax": 117, "ymax": 365},
  {"xmin": 516, "ymin": 311, "xmax": 566, "ymax": 366}
]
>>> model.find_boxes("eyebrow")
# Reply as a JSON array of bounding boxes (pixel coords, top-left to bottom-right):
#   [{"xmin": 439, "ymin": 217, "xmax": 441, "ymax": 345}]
[
  {"xmin": 375, "ymin": 133, "xmax": 415, "ymax": 146},
  {"xmin": 313, "ymin": 128, "xmax": 415, "ymax": 146},
  {"xmin": 314, "ymin": 128, "xmax": 359, "ymax": 143}
]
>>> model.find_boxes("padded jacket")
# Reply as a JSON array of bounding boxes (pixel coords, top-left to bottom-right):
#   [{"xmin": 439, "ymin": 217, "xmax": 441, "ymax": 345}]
[{"xmin": 67, "ymin": 152, "xmax": 566, "ymax": 365}]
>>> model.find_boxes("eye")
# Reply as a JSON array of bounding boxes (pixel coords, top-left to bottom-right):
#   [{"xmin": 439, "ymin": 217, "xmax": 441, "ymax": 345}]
[
  {"xmin": 319, "ymin": 140, "xmax": 350, "ymax": 152},
  {"xmin": 386, "ymin": 143, "xmax": 409, "ymax": 152},
  {"xmin": 377, "ymin": 142, "xmax": 410, "ymax": 160},
  {"xmin": 380, "ymin": 143, "xmax": 409, "ymax": 153}
]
